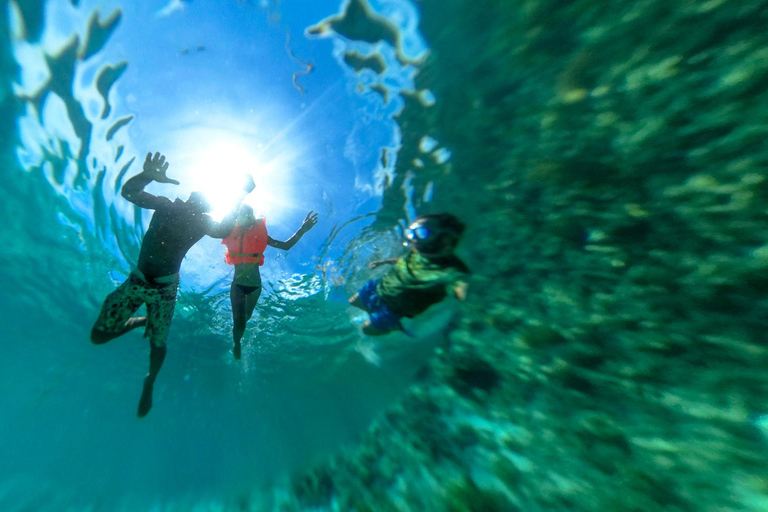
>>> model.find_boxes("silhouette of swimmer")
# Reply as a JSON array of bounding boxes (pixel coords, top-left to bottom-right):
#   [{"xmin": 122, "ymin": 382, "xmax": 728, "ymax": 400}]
[
  {"xmin": 91, "ymin": 151, "xmax": 255, "ymax": 417},
  {"xmin": 222, "ymin": 204, "xmax": 318, "ymax": 359},
  {"xmin": 349, "ymin": 214, "xmax": 470, "ymax": 335}
]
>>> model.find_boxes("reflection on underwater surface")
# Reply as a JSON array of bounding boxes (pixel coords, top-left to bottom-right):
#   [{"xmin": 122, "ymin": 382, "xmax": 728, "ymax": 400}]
[{"xmin": 3, "ymin": 0, "xmax": 768, "ymax": 510}]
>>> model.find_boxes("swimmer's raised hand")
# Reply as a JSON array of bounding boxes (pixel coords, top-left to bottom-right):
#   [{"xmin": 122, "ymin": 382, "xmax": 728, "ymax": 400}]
[
  {"xmin": 243, "ymin": 174, "xmax": 255, "ymax": 194},
  {"xmin": 300, "ymin": 210, "xmax": 319, "ymax": 232},
  {"xmin": 143, "ymin": 152, "xmax": 180, "ymax": 185}
]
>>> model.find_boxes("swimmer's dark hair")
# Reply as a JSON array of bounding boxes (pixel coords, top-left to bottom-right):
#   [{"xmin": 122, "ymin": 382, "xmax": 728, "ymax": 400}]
[
  {"xmin": 188, "ymin": 191, "xmax": 212, "ymax": 212},
  {"xmin": 414, "ymin": 213, "xmax": 466, "ymax": 237}
]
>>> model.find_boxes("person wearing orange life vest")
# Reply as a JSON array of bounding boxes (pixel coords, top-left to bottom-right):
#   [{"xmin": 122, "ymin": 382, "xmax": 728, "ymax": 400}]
[{"xmin": 222, "ymin": 204, "xmax": 319, "ymax": 359}]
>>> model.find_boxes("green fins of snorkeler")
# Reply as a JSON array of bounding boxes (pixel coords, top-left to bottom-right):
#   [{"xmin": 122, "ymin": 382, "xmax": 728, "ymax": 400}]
[
  {"xmin": 222, "ymin": 204, "xmax": 318, "ymax": 359},
  {"xmin": 349, "ymin": 213, "xmax": 470, "ymax": 336},
  {"xmin": 91, "ymin": 151, "xmax": 255, "ymax": 417}
]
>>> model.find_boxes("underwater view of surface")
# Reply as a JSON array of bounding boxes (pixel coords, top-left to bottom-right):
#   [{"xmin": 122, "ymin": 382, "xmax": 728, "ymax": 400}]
[{"xmin": 2, "ymin": 0, "xmax": 768, "ymax": 510}]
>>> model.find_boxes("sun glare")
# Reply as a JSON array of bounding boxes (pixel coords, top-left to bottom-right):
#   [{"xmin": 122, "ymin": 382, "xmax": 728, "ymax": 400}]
[
  {"xmin": 185, "ymin": 141, "xmax": 260, "ymax": 220},
  {"xmin": 167, "ymin": 126, "xmax": 295, "ymax": 223}
]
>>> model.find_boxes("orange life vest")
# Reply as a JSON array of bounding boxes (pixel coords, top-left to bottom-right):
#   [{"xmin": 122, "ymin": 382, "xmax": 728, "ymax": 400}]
[{"xmin": 222, "ymin": 218, "xmax": 268, "ymax": 265}]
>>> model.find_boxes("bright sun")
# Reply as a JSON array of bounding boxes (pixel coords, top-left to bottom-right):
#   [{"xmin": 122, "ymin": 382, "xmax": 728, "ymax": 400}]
[
  {"xmin": 167, "ymin": 127, "xmax": 294, "ymax": 223},
  {"xmin": 186, "ymin": 141, "xmax": 263, "ymax": 220}
]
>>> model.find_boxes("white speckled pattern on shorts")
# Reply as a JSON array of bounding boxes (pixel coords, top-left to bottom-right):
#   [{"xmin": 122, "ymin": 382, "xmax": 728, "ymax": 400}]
[{"xmin": 93, "ymin": 272, "xmax": 179, "ymax": 347}]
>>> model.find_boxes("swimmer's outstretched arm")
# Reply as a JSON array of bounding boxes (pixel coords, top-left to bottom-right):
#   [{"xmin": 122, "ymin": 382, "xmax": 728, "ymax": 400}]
[
  {"xmin": 267, "ymin": 210, "xmax": 319, "ymax": 250},
  {"xmin": 369, "ymin": 257, "xmax": 400, "ymax": 269},
  {"xmin": 122, "ymin": 152, "xmax": 179, "ymax": 210},
  {"xmin": 205, "ymin": 175, "xmax": 256, "ymax": 238}
]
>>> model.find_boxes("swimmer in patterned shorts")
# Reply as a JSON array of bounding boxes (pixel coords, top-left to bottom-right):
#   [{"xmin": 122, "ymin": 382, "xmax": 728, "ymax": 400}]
[{"xmin": 91, "ymin": 151, "xmax": 254, "ymax": 417}]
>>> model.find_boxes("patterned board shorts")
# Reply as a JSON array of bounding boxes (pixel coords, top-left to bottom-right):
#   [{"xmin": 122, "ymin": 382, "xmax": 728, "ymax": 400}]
[
  {"xmin": 358, "ymin": 279, "xmax": 402, "ymax": 332},
  {"xmin": 93, "ymin": 271, "xmax": 179, "ymax": 347}
]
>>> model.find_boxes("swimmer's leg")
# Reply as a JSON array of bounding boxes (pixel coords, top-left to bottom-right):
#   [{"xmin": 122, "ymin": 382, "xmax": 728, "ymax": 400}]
[
  {"xmin": 230, "ymin": 282, "xmax": 247, "ymax": 360},
  {"xmin": 244, "ymin": 283, "xmax": 262, "ymax": 322},
  {"xmin": 91, "ymin": 277, "xmax": 146, "ymax": 344},
  {"xmin": 362, "ymin": 320, "xmax": 392, "ymax": 336},
  {"xmin": 348, "ymin": 293, "xmax": 367, "ymax": 311},
  {"xmin": 349, "ymin": 280, "xmax": 379, "ymax": 312},
  {"xmin": 231, "ymin": 283, "xmax": 262, "ymax": 360},
  {"xmin": 138, "ymin": 343, "xmax": 166, "ymax": 418},
  {"xmin": 91, "ymin": 317, "xmax": 147, "ymax": 343},
  {"xmin": 138, "ymin": 282, "xmax": 177, "ymax": 418},
  {"xmin": 362, "ymin": 303, "xmax": 402, "ymax": 336}
]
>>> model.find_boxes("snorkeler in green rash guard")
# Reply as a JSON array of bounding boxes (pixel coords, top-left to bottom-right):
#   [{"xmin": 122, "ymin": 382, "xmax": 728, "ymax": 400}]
[
  {"xmin": 349, "ymin": 214, "xmax": 470, "ymax": 335},
  {"xmin": 91, "ymin": 151, "xmax": 255, "ymax": 418}
]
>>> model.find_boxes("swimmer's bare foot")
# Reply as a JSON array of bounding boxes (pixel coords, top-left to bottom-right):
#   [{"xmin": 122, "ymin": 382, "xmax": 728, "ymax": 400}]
[
  {"xmin": 349, "ymin": 293, "xmax": 368, "ymax": 312},
  {"xmin": 127, "ymin": 316, "xmax": 147, "ymax": 329},
  {"xmin": 92, "ymin": 316, "xmax": 148, "ymax": 344},
  {"xmin": 137, "ymin": 376, "xmax": 153, "ymax": 418},
  {"xmin": 233, "ymin": 341, "xmax": 241, "ymax": 360}
]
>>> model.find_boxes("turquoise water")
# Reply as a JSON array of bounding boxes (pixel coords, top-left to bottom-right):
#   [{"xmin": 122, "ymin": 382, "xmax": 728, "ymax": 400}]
[
  {"xmin": 4, "ymin": 0, "xmax": 768, "ymax": 511},
  {"xmin": 0, "ymin": 0, "xmax": 445, "ymax": 509}
]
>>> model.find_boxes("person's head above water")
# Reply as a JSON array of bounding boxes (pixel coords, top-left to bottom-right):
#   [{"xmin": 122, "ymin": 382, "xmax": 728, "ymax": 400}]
[
  {"xmin": 404, "ymin": 213, "xmax": 465, "ymax": 256},
  {"xmin": 236, "ymin": 204, "xmax": 256, "ymax": 227},
  {"xmin": 187, "ymin": 191, "xmax": 212, "ymax": 213}
]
